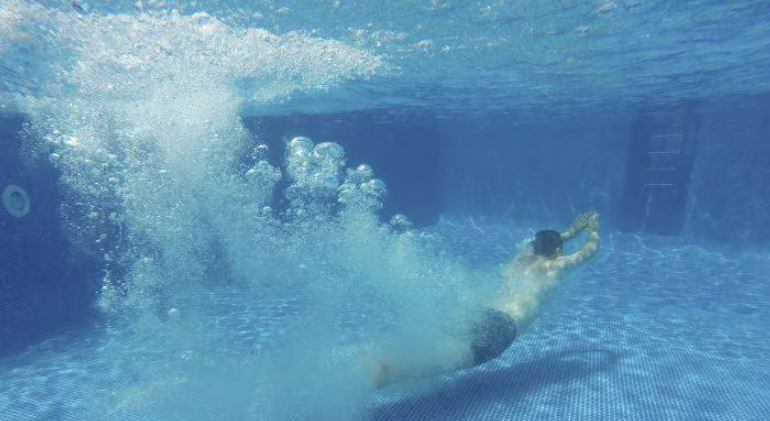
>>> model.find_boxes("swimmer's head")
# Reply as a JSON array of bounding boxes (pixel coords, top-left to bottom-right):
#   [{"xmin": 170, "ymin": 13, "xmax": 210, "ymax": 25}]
[{"xmin": 532, "ymin": 230, "xmax": 563, "ymax": 259}]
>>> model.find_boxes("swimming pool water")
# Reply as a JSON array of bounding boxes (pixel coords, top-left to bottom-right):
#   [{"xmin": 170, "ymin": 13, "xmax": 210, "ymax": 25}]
[
  {"xmin": 374, "ymin": 226, "xmax": 770, "ymax": 420},
  {"xmin": 2, "ymin": 1, "xmax": 770, "ymax": 420},
  {"xmin": 1, "ymin": 225, "xmax": 768, "ymax": 420}
]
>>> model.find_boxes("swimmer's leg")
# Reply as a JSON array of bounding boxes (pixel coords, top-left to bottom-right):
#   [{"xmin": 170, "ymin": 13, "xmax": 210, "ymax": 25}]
[{"xmin": 367, "ymin": 310, "xmax": 518, "ymax": 388}]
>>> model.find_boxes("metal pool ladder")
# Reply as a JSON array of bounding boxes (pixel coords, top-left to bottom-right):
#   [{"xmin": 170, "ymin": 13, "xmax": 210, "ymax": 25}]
[{"xmin": 620, "ymin": 107, "xmax": 700, "ymax": 235}]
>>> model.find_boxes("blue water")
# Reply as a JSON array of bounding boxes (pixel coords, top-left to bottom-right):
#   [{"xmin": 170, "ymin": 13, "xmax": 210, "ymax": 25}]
[
  {"xmin": 1, "ymin": 227, "xmax": 769, "ymax": 419},
  {"xmin": 2, "ymin": 1, "xmax": 770, "ymax": 420}
]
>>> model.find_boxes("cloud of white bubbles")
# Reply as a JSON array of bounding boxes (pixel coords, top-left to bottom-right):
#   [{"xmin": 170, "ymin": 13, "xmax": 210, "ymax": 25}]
[{"xmin": 5, "ymin": 1, "xmax": 490, "ymax": 419}]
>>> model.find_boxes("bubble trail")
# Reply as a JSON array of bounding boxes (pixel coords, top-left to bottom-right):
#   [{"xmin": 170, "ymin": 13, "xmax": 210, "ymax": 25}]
[{"xmin": 5, "ymin": 2, "xmax": 490, "ymax": 419}]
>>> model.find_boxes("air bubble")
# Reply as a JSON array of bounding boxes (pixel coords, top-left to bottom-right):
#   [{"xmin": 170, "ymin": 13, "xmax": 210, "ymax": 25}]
[
  {"xmin": 390, "ymin": 214, "xmax": 413, "ymax": 232},
  {"xmin": 361, "ymin": 178, "xmax": 387, "ymax": 199},
  {"xmin": 288, "ymin": 136, "xmax": 314, "ymax": 152},
  {"xmin": 346, "ymin": 164, "xmax": 374, "ymax": 183},
  {"xmin": 250, "ymin": 144, "xmax": 270, "ymax": 161},
  {"xmin": 313, "ymin": 142, "xmax": 345, "ymax": 162}
]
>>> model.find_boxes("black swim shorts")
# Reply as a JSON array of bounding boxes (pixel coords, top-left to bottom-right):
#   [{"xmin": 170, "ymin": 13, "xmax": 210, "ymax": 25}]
[{"xmin": 470, "ymin": 309, "xmax": 518, "ymax": 366}]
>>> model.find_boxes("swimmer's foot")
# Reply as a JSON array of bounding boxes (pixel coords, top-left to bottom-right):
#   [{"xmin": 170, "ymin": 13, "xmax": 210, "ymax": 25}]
[
  {"xmin": 373, "ymin": 360, "xmax": 392, "ymax": 389},
  {"xmin": 355, "ymin": 353, "xmax": 393, "ymax": 388}
]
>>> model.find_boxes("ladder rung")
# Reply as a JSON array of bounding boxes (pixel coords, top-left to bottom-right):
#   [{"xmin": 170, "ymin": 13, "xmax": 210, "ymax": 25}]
[{"xmin": 649, "ymin": 150, "xmax": 681, "ymax": 155}]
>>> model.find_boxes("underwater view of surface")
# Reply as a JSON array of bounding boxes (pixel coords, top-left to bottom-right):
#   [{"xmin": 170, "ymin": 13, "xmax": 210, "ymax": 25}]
[{"xmin": 1, "ymin": 0, "xmax": 769, "ymax": 420}]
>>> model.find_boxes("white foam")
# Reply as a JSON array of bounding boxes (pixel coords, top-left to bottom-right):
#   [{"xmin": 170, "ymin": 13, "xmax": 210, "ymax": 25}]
[{"xmin": 9, "ymin": 3, "xmax": 486, "ymax": 419}]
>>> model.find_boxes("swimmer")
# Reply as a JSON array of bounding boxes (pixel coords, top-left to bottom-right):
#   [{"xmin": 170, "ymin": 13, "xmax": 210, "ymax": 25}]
[
  {"xmin": 472, "ymin": 210, "xmax": 600, "ymax": 365},
  {"xmin": 372, "ymin": 211, "xmax": 601, "ymax": 386}
]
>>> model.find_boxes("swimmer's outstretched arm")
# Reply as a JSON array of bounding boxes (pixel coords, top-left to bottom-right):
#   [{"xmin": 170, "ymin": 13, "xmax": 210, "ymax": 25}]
[
  {"xmin": 553, "ymin": 213, "xmax": 600, "ymax": 272},
  {"xmin": 560, "ymin": 211, "xmax": 597, "ymax": 242}
]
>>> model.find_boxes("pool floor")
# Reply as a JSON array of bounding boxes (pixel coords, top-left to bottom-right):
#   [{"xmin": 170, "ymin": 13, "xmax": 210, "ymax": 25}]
[
  {"xmin": 1, "ymin": 230, "xmax": 769, "ymax": 420},
  {"xmin": 373, "ymin": 232, "xmax": 770, "ymax": 420}
]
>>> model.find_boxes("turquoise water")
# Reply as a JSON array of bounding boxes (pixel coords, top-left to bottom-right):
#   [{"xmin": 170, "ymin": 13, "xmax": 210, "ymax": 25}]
[{"xmin": 1, "ymin": 1, "xmax": 770, "ymax": 420}]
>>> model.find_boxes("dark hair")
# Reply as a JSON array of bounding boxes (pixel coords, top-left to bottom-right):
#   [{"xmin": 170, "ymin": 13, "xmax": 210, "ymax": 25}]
[{"xmin": 532, "ymin": 230, "xmax": 563, "ymax": 258}]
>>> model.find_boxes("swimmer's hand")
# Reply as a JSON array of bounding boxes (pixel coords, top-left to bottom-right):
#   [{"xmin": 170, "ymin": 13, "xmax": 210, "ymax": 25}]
[
  {"xmin": 576, "ymin": 210, "xmax": 599, "ymax": 229},
  {"xmin": 562, "ymin": 210, "xmax": 598, "ymax": 241},
  {"xmin": 587, "ymin": 211, "xmax": 600, "ymax": 232},
  {"xmin": 574, "ymin": 212, "xmax": 593, "ymax": 230}
]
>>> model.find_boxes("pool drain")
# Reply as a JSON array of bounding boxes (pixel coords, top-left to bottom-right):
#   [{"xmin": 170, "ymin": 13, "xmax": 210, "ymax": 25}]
[{"xmin": 2, "ymin": 184, "xmax": 31, "ymax": 218}]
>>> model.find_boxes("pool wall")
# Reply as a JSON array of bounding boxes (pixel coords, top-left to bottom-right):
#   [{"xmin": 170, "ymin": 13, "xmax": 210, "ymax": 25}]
[
  {"xmin": 251, "ymin": 94, "xmax": 770, "ymax": 247},
  {"xmin": 686, "ymin": 94, "xmax": 770, "ymax": 246},
  {"xmin": 248, "ymin": 112, "xmax": 629, "ymax": 229},
  {"xmin": 0, "ymin": 115, "xmax": 98, "ymax": 358}
]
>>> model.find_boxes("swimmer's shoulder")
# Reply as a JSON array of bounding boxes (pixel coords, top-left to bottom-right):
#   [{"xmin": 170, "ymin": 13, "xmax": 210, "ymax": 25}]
[
  {"xmin": 507, "ymin": 253, "xmax": 560, "ymax": 281},
  {"xmin": 505, "ymin": 249, "xmax": 535, "ymax": 277}
]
